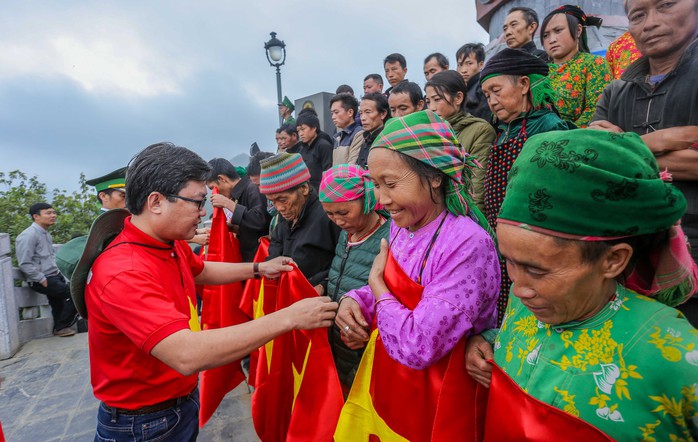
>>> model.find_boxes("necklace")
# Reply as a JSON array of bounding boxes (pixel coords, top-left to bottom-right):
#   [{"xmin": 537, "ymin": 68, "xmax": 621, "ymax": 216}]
[{"xmin": 350, "ymin": 214, "xmax": 384, "ymax": 243}]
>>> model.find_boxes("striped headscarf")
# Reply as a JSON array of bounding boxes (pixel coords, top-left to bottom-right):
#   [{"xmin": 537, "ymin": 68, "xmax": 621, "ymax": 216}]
[
  {"xmin": 319, "ymin": 165, "xmax": 378, "ymax": 214},
  {"xmin": 259, "ymin": 152, "xmax": 311, "ymax": 195},
  {"xmin": 371, "ymin": 110, "xmax": 493, "ymax": 237}
]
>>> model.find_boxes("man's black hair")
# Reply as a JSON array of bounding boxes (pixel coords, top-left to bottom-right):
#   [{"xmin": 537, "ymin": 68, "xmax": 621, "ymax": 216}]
[
  {"xmin": 298, "ymin": 107, "xmax": 318, "ymax": 117},
  {"xmin": 296, "ymin": 112, "xmax": 320, "ymax": 130},
  {"xmin": 125, "ymin": 142, "xmax": 210, "ymax": 215},
  {"xmin": 29, "ymin": 202, "xmax": 52, "ymax": 218},
  {"xmin": 335, "ymin": 84, "xmax": 354, "ymax": 95},
  {"xmin": 206, "ymin": 158, "xmax": 239, "ymax": 183},
  {"xmin": 279, "ymin": 123, "xmax": 298, "ymax": 136},
  {"xmin": 329, "ymin": 93, "xmax": 359, "ymax": 116},
  {"xmin": 390, "ymin": 81, "xmax": 424, "ymax": 106},
  {"xmin": 247, "ymin": 152, "xmax": 275, "ymax": 177},
  {"xmin": 383, "ymin": 53, "xmax": 407, "ymax": 69},
  {"xmin": 361, "ymin": 92, "xmax": 390, "ymax": 119},
  {"xmin": 424, "ymin": 52, "xmax": 449, "ymax": 69},
  {"xmin": 363, "ymin": 73, "xmax": 384, "ymax": 85},
  {"xmin": 508, "ymin": 6, "xmax": 540, "ymax": 28},
  {"xmin": 456, "ymin": 43, "xmax": 486, "ymax": 64}
]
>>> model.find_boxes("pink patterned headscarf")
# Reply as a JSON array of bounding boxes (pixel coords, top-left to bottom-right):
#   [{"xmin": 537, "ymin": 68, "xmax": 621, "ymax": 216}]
[{"xmin": 319, "ymin": 165, "xmax": 378, "ymax": 214}]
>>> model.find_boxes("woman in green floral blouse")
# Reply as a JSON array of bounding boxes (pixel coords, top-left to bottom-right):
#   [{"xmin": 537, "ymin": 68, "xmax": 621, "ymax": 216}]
[
  {"xmin": 541, "ymin": 5, "xmax": 611, "ymax": 127},
  {"xmin": 466, "ymin": 129, "xmax": 698, "ymax": 441}
]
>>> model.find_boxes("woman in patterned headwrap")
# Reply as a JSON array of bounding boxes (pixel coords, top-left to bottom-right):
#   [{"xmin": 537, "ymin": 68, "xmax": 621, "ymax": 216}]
[
  {"xmin": 333, "ymin": 110, "xmax": 500, "ymax": 441},
  {"xmin": 319, "ymin": 164, "xmax": 390, "ymax": 394},
  {"xmin": 466, "ymin": 129, "xmax": 698, "ymax": 441},
  {"xmin": 481, "ymin": 47, "xmax": 575, "ymax": 325},
  {"xmin": 541, "ymin": 4, "xmax": 612, "ymax": 127}
]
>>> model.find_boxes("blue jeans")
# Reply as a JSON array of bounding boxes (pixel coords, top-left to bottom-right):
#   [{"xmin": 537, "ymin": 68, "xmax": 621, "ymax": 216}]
[{"xmin": 95, "ymin": 389, "xmax": 199, "ymax": 442}]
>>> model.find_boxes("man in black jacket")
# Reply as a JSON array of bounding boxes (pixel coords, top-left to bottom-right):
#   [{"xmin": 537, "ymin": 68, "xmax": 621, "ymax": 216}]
[
  {"xmin": 259, "ymin": 153, "xmax": 340, "ymax": 294},
  {"xmin": 590, "ymin": 0, "xmax": 698, "ymax": 325},
  {"xmin": 502, "ymin": 7, "xmax": 548, "ymax": 61},
  {"xmin": 455, "ymin": 43, "xmax": 492, "ymax": 122},
  {"xmin": 207, "ymin": 158, "xmax": 270, "ymax": 262},
  {"xmin": 296, "ymin": 112, "xmax": 334, "ymax": 191}
]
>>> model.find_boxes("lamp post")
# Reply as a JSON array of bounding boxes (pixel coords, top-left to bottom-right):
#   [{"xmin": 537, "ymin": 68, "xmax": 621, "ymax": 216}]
[{"xmin": 264, "ymin": 32, "xmax": 287, "ymax": 127}]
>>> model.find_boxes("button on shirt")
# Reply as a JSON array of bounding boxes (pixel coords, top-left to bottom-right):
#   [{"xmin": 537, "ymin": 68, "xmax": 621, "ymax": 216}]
[{"xmin": 15, "ymin": 222, "xmax": 59, "ymax": 283}]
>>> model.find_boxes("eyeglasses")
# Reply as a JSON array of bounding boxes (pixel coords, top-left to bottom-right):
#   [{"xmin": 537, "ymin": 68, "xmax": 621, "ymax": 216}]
[{"xmin": 167, "ymin": 194, "xmax": 207, "ymax": 211}]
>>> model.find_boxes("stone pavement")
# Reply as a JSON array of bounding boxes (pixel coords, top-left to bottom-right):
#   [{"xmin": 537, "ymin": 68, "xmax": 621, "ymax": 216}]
[{"xmin": 0, "ymin": 334, "xmax": 259, "ymax": 441}]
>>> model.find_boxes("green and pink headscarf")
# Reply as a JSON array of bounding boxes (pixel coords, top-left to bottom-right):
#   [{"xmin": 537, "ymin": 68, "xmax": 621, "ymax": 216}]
[{"xmin": 319, "ymin": 165, "xmax": 378, "ymax": 214}]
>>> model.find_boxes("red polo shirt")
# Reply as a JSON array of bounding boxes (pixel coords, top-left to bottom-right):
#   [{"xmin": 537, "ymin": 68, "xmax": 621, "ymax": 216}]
[{"xmin": 86, "ymin": 217, "xmax": 204, "ymax": 409}]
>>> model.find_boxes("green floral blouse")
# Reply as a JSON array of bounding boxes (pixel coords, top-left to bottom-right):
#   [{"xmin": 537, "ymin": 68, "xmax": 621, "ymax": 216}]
[
  {"xmin": 549, "ymin": 52, "xmax": 612, "ymax": 128},
  {"xmin": 494, "ymin": 286, "xmax": 698, "ymax": 442}
]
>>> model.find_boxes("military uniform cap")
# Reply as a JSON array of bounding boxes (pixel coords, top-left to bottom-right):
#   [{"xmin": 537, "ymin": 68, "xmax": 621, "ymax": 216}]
[
  {"xmin": 278, "ymin": 96, "xmax": 295, "ymax": 111},
  {"xmin": 86, "ymin": 167, "xmax": 127, "ymax": 192}
]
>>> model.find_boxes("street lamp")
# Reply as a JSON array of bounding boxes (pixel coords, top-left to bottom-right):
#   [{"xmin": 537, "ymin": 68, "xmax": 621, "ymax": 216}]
[{"xmin": 264, "ymin": 32, "xmax": 287, "ymax": 127}]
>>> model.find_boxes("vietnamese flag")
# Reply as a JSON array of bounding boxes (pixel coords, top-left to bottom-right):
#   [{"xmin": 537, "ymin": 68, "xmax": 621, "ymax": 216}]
[
  {"xmin": 198, "ymin": 187, "xmax": 248, "ymax": 427},
  {"xmin": 251, "ymin": 266, "xmax": 343, "ymax": 442},
  {"xmin": 239, "ymin": 237, "xmax": 271, "ymax": 388},
  {"xmin": 481, "ymin": 362, "xmax": 613, "ymax": 441}
]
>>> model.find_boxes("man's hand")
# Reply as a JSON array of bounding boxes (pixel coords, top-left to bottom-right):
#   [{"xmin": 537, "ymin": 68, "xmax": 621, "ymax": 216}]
[
  {"xmin": 335, "ymin": 297, "xmax": 370, "ymax": 348},
  {"xmin": 210, "ymin": 193, "xmax": 236, "ymax": 211},
  {"xmin": 190, "ymin": 228, "xmax": 210, "ymax": 246},
  {"xmin": 588, "ymin": 120, "xmax": 623, "ymax": 133},
  {"xmin": 368, "ymin": 239, "xmax": 389, "ymax": 300},
  {"xmin": 641, "ymin": 126, "xmax": 698, "ymax": 155},
  {"xmin": 40, "ymin": 279, "xmax": 48, "ymax": 288},
  {"xmin": 283, "ymin": 296, "xmax": 338, "ymax": 330},
  {"xmin": 259, "ymin": 256, "xmax": 295, "ymax": 278},
  {"xmin": 465, "ymin": 334, "xmax": 494, "ymax": 388}
]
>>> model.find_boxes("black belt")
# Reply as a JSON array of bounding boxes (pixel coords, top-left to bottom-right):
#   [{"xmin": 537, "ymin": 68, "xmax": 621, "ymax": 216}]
[{"xmin": 102, "ymin": 389, "xmax": 197, "ymax": 416}]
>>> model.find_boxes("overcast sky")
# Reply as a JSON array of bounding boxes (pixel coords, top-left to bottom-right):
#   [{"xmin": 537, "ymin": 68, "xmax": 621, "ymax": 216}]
[{"xmin": 0, "ymin": 0, "xmax": 489, "ymax": 194}]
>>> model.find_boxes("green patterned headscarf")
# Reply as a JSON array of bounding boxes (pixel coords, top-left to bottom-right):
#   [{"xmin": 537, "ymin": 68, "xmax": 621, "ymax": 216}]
[
  {"xmin": 371, "ymin": 110, "xmax": 493, "ymax": 237},
  {"xmin": 498, "ymin": 129, "xmax": 695, "ymax": 305}
]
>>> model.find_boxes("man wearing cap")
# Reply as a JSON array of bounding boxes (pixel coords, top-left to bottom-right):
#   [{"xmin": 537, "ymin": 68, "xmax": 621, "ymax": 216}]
[
  {"xmin": 260, "ymin": 152, "xmax": 341, "ymax": 294},
  {"xmin": 86, "ymin": 167, "xmax": 127, "ymax": 212},
  {"xmin": 56, "ymin": 167, "xmax": 126, "ymax": 284},
  {"xmin": 77, "ymin": 142, "xmax": 337, "ymax": 441},
  {"xmin": 16, "ymin": 203, "xmax": 78, "ymax": 337},
  {"xmin": 279, "ymin": 96, "xmax": 296, "ymax": 125}
]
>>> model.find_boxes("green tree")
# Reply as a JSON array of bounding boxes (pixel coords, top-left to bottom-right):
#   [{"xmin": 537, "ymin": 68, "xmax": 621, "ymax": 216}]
[{"xmin": 0, "ymin": 170, "xmax": 100, "ymax": 262}]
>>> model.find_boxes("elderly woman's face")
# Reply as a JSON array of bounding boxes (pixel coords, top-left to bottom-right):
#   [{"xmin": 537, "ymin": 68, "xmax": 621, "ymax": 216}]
[
  {"xmin": 321, "ymin": 200, "xmax": 370, "ymax": 235},
  {"xmin": 497, "ymin": 223, "xmax": 613, "ymax": 325},
  {"xmin": 368, "ymin": 148, "xmax": 442, "ymax": 232},
  {"xmin": 482, "ymin": 75, "xmax": 530, "ymax": 124}
]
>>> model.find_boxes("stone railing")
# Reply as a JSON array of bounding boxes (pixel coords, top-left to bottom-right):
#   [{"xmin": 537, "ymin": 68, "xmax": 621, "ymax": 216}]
[{"xmin": 0, "ymin": 233, "xmax": 54, "ymax": 359}]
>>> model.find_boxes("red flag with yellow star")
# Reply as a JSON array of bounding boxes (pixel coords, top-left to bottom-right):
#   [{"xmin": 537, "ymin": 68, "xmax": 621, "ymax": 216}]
[
  {"xmin": 251, "ymin": 266, "xmax": 343, "ymax": 442},
  {"xmin": 198, "ymin": 187, "xmax": 247, "ymax": 427}
]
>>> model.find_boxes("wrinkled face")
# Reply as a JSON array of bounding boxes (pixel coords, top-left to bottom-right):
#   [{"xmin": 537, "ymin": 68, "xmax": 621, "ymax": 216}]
[
  {"xmin": 388, "ymin": 92, "xmax": 422, "ymax": 118},
  {"xmin": 384, "ymin": 61, "xmax": 407, "ymax": 87},
  {"xmin": 627, "ymin": 0, "xmax": 698, "ymax": 60},
  {"xmin": 275, "ymin": 132, "xmax": 283, "ymax": 148},
  {"xmin": 542, "ymin": 13, "xmax": 581, "ymax": 63},
  {"xmin": 367, "ymin": 148, "xmax": 441, "ymax": 231},
  {"xmin": 423, "ymin": 57, "xmax": 446, "ymax": 81},
  {"xmin": 321, "ymin": 200, "xmax": 369, "ymax": 235},
  {"xmin": 457, "ymin": 53, "xmax": 483, "ymax": 83},
  {"xmin": 160, "ymin": 181, "xmax": 207, "ymax": 241},
  {"xmin": 265, "ymin": 186, "xmax": 309, "ymax": 222},
  {"xmin": 497, "ymin": 223, "xmax": 612, "ymax": 325},
  {"xmin": 296, "ymin": 124, "xmax": 318, "ymax": 144},
  {"xmin": 330, "ymin": 101, "xmax": 354, "ymax": 129},
  {"xmin": 425, "ymin": 86, "xmax": 462, "ymax": 120},
  {"xmin": 359, "ymin": 99, "xmax": 386, "ymax": 132},
  {"xmin": 277, "ymin": 131, "xmax": 296, "ymax": 150},
  {"xmin": 101, "ymin": 189, "xmax": 126, "ymax": 210},
  {"xmin": 482, "ymin": 75, "xmax": 529, "ymax": 124},
  {"xmin": 33, "ymin": 208, "xmax": 57, "ymax": 228},
  {"xmin": 503, "ymin": 11, "xmax": 537, "ymax": 48},
  {"xmin": 363, "ymin": 78, "xmax": 382, "ymax": 95}
]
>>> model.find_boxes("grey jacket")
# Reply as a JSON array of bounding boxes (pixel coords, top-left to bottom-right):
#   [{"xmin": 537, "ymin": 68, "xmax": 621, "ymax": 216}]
[{"xmin": 15, "ymin": 223, "xmax": 59, "ymax": 283}]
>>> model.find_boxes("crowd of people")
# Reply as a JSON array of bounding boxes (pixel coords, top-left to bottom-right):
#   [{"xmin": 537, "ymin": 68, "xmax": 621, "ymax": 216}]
[{"xmin": 12, "ymin": 1, "xmax": 698, "ymax": 441}]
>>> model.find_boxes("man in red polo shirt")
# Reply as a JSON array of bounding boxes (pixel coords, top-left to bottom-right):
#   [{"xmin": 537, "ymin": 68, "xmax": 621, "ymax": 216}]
[{"xmin": 84, "ymin": 142, "xmax": 337, "ymax": 441}]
